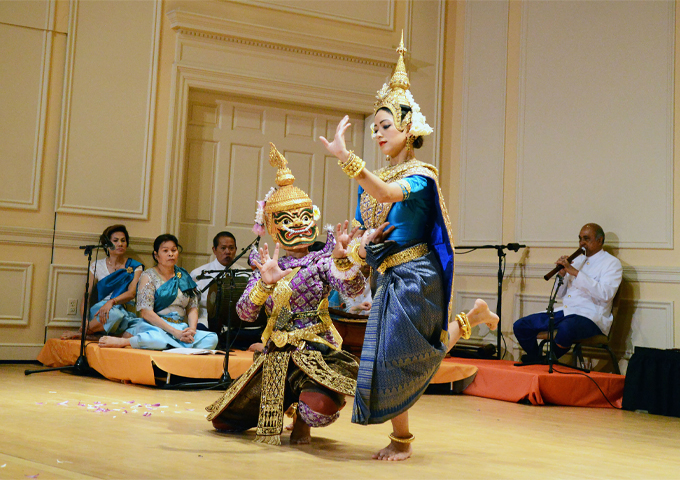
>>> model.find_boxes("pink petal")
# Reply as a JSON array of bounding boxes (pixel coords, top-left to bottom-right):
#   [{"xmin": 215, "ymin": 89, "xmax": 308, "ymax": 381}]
[{"xmin": 143, "ymin": 412, "xmax": 152, "ymax": 417}]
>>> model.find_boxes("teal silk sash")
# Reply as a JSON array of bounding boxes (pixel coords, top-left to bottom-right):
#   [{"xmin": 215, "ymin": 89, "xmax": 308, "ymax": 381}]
[
  {"xmin": 153, "ymin": 266, "xmax": 197, "ymax": 312},
  {"xmin": 96, "ymin": 258, "xmax": 143, "ymax": 302}
]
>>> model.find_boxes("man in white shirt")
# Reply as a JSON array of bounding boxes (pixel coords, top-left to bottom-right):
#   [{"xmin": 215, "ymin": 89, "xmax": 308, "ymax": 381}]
[
  {"xmin": 190, "ymin": 232, "xmax": 249, "ymax": 330},
  {"xmin": 514, "ymin": 223, "xmax": 623, "ymax": 363}
]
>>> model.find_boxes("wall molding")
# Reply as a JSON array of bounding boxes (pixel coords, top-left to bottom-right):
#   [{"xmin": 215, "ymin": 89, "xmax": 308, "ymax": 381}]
[
  {"xmin": 55, "ymin": 0, "xmax": 160, "ymax": 219},
  {"xmin": 167, "ymin": 9, "xmax": 395, "ymax": 68},
  {"xmin": 0, "ymin": 225, "xmax": 154, "ymax": 252},
  {"xmin": 456, "ymin": 261, "xmax": 680, "ymax": 285},
  {"xmin": 0, "ymin": 0, "xmax": 54, "ymax": 210},
  {"xmin": 0, "ymin": 344, "xmax": 45, "ymax": 361},
  {"xmin": 226, "ymin": 0, "xmax": 395, "ymax": 30},
  {"xmin": 0, "ymin": 262, "xmax": 33, "ymax": 326}
]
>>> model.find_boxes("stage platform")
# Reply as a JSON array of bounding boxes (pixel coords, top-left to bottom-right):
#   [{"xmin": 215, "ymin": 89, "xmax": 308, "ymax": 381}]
[
  {"xmin": 448, "ymin": 357, "xmax": 624, "ymax": 408},
  {"xmin": 36, "ymin": 339, "xmax": 477, "ymax": 387},
  {"xmin": 36, "ymin": 340, "xmax": 624, "ymax": 408}
]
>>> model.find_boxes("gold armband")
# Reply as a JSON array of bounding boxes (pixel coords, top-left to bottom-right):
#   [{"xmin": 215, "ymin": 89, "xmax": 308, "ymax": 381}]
[
  {"xmin": 347, "ymin": 238, "xmax": 367, "ymax": 267},
  {"xmin": 456, "ymin": 312, "xmax": 472, "ymax": 340},
  {"xmin": 338, "ymin": 151, "xmax": 366, "ymax": 179},
  {"xmin": 333, "ymin": 256, "xmax": 354, "ymax": 272},
  {"xmin": 249, "ymin": 279, "xmax": 275, "ymax": 306}
]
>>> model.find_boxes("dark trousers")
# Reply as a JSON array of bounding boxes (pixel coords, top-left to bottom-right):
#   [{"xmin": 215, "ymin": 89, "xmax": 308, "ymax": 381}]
[{"xmin": 513, "ymin": 310, "xmax": 603, "ymax": 359}]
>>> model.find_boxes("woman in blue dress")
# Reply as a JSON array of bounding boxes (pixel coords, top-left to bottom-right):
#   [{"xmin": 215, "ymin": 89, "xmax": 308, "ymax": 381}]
[
  {"xmin": 99, "ymin": 234, "xmax": 218, "ymax": 350},
  {"xmin": 320, "ymin": 36, "xmax": 498, "ymax": 461},
  {"xmin": 61, "ymin": 225, "xmax": 143, "ymax": 339}
]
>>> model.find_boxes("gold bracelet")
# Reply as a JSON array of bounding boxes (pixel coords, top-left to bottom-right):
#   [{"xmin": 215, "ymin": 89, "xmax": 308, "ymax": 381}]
[
  {"xmin": 388, "ymin": 433, "xmax": 415, "ymax": 444},
  {"xmin": 346, "ymin": 238, "xmax": 367, "ymax": 267},
  {"xmin": 456, "ymin": 312, "xmax": 472, "ymax": 340},
  {"xmin": 333, "ymin": 256, "xmax": 354, "ymax": 272},
  {"xmin": 339, "ymin": 151, "xmax": 366, "ymax": 179},
  {"xmin": 249, "ymin": 279, "xmax": 275, "ymax": 306}
]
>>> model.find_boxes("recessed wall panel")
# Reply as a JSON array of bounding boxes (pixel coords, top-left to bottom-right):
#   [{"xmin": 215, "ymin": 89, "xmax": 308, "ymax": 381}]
[
  {"xmin": 227, "ymin": 144, "xmax": 263, "ymax": 226},
  {"xmin": 232, "ymin": 106, "xmax": 264, "ymax": 132},
  {"xmin": 57, "ymin": 0, "xmax": 159, "ymax": 217},
  {"xmin": 0, "ymin": 263, "xmax": 33, "ymax": 326},
  {"xmin": 517, "ymin": 1, "xmax": 674, "ymax": 248},
  {"xmin": 459, "ymin": 0, "xmax": 508, "ymax": 245},
  {"xmin": 183, "ymin": 140, "xmax": 217, "ymax": 223},
  {"xmin": 0, "ymin": 24, "xmax": 45, "ymax": 208}
]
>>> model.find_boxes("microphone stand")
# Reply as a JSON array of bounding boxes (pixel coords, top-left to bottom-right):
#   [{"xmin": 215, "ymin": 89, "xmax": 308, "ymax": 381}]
[
  {"xmin": 455, "ymin": 244, "xmax": 525, "ymax": 360},
  {"xmin": 514, "ymin": 275, "xmax": 589, "ymax": 373},
  {"xmin": 25, "ymin": 244, "xmax": 107, "ymax": 377},
  {"xmin": 165, "ymin": 236, "xmax": 259, "ymax": 390}
]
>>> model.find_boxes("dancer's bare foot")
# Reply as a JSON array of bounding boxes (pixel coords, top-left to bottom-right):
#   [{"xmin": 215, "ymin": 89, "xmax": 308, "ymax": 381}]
[
  {"xmin": 467, "ymin": 298, "xmax": 499, "ymax": 330},
  {"xmin": 289, "ymin": 419, "xmax": 311, "ymax": 445},
  {"xmin": 98, "ymin": 336, "xmax": 131, "ymax": 348},
  {"xmin": 373, "ymin": 440, "xmax": 412, "ymax": 461}
]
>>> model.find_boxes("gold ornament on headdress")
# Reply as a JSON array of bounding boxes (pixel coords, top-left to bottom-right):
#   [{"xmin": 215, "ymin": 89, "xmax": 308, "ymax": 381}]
[
  {"xmin": 263, "ymin": 143, "xmax": 312, "ymax": 235},
  {"xmin": 372, "ymin": 31, "xmax": 433, "ymax": 138}
]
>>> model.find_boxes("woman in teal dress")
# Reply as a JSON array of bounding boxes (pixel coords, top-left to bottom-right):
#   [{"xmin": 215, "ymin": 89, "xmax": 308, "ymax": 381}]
[
  {"xmin": 61, "ymin": 225, "xmax": 143, "ymax": 339},
  {"xmin": 320, "ymin": 36, "xmax": 498, "ymax": 461},
  {"xmin": 99, "ymin": 234, "xmax": 218, "ymax": 350}
]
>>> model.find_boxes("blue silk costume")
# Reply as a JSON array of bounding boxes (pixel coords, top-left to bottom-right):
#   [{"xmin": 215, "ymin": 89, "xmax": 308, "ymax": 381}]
[
  {"xmin": 351, "ymin": 159, "xmax": 457, "ymax": 425},
  {"xmin": 90, "ymin": 258, "xmax": 143, "ymax": 336},
  {"xmin": 130, "ymin": 266, "xmax": 218, "ymax": 350}
]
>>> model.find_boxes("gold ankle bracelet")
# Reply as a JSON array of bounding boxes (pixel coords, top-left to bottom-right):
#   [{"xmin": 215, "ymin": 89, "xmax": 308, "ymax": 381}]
[{"xmin": 389, "ymin": 433, "xmax": 415, "ymax": 444}]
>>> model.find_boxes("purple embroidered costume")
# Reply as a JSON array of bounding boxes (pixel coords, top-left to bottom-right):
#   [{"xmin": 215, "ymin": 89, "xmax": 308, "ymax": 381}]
[
  {"xmin": 206, "ymin": 143, "xmax": 365, "ymax": 445},
  {"xmin": 205, "ymin": 232, "xmax": 364, "ymax": 444}
]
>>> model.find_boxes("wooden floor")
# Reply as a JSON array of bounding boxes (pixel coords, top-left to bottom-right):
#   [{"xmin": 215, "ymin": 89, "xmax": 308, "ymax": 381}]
[{"xmin": 2, "ymin": 364, "xmax": 679, "ymax": 480}]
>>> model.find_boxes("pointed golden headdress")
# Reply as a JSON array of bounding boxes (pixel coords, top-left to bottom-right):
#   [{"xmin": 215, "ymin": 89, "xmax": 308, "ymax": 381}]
[
  {"xmin": 262, "ymin": 143, "xmax": 312, "ymax": 235},
  {"xmin": 373, "ymin": 31, "xmax": 433, "ymax": 137}
]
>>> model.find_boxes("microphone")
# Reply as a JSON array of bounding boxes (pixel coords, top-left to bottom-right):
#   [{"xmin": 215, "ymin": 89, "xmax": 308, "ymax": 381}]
[
  {"xmin": 544, "ymin": 247, "xmax": 585, "ymax": 281},
  {"xmin": 505, "ymin": 243, "xmax": 526, "ymax": 252},
  {"xmin": 195, "ymin": 271, "xmax": 212, "ymax": 280}
]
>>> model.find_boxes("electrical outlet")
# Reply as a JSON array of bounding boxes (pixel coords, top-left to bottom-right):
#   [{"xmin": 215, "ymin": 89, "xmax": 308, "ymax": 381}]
[{"xmin": 67, "ymin": 298, "xmax": 78, "ymax": 315}]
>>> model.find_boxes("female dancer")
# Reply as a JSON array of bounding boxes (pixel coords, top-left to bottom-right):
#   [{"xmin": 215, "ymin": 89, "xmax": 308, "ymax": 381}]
[
  {"xmin": 61, "ymin": 224, "xmax": 143, "ymax": 339},
  {"xmin": 320, "ymin": 36, "xmax": 499, "ymax": 461},
  {"xmin": 99, "ymin": 234, "xmax": 218, "ymax": 350}
]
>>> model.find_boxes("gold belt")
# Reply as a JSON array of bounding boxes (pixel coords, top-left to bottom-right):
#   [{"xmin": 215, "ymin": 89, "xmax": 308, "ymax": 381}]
[
  {"xmin": 377, "ymin": 243, "xmax": 429, "ymax": 274},
  {"xmin": 269, "ymin": 321, "xmax": 330, "ymax": 349}
]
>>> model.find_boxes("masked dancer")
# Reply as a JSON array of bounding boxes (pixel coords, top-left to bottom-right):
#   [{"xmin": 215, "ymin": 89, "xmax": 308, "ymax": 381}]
[
  {"xmin": 206, "ymin": 144, "xmax": 366, "ymax": 446},
  {"xmin": 320, "ymin": 34, "xmax": 499, "ymax": 461}
]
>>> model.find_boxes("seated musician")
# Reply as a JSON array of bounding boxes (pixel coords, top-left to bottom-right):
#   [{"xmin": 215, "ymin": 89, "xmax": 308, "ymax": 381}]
[
  {"xmin": 190, "ymin": 231, "xmax": 250, "ymax": 331},
  {"xmin": 99, "ymin": 234, "xmax": 218, "ymax": 350},
  {"xmin": 513, "ymin": 223, "xmax": 622, "ymax": 363},
  {"xmin": 61, "ymin": 224, "xmax": 143, "ymax": 339}
]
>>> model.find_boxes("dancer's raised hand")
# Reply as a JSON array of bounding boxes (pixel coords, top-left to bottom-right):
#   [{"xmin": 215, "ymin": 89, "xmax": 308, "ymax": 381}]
[
  {"xmin": 333, "ymin": 220, "xmax": 362, "ymax": 258},
  {"xmin": 252, "ymin": 243, "xmax": 292, "ymax": 285},
  {"xmin": 319, "ymin": 115, "xmax": 351, "ymax": 161}
]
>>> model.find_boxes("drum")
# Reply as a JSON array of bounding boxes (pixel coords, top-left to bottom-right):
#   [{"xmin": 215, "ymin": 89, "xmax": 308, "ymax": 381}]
[
  {"xmin": 207, "ymin": 270, "xmax": 266, "ymax": 349},
  {"xmin": 329, "ymin": 307, "xmax": 368, "ymax": 357},
  {"xmin": 206, "ymin": 270, "xmax": 250, "ymax": 333}
]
